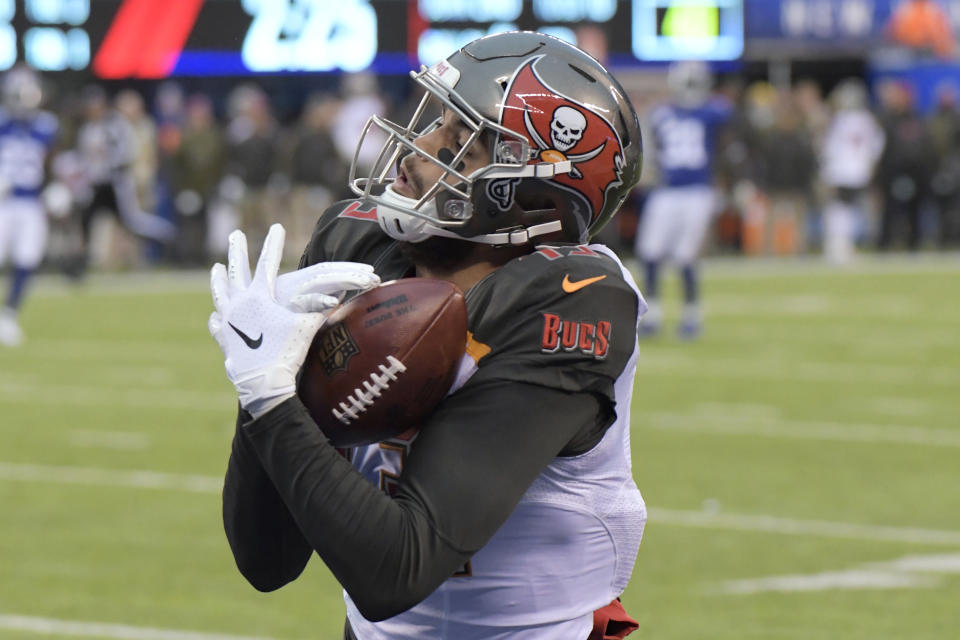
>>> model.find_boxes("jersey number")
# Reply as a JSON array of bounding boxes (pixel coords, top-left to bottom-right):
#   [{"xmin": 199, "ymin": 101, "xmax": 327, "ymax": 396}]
[
  {"xmin": 659, "ymin": 117, "xmax": 707, "ymax": 170},
  {"xmin": 0, "ymin": 136, "xmax": 45, "ymax": 190}
]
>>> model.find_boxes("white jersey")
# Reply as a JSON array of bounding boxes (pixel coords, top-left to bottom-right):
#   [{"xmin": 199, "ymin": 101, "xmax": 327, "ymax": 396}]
[
  {"xmin": 76, "ymin": 111, "xmax": 137, "ymax": 185},
  {"xmin": 820, "ymin": 109, "xmax": 885, "ymax": 189},
  {"xmin": 346, "ymin": 246, "xmax": 647, "ymax": 639}
]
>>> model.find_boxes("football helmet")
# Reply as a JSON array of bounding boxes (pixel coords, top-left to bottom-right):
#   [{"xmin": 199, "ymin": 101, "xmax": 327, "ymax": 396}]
[
  {"xmin": 350, "ymin": 31, "xmax": 643, "ymax": 246},
  {"xmin": 667, "ymin": 60, "xmax": 712, "ymax": 108},
  {"xmin": 2, "ymin": 65, "xmax": 43, "ymax": 118}
]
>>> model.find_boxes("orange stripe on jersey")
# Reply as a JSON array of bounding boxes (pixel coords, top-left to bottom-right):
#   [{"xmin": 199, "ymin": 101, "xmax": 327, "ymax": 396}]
[{"xmin": 465, "ymin": 331, "xmax": 491, "ymax": 363}]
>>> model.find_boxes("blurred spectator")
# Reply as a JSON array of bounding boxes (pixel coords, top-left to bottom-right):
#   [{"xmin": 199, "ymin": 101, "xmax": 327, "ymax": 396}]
[
  {"xmin": 115, "ymin": 89, "xmax": 157, "ymax": 214},
  {"xmin": 737, "ymin": 81, "xmax": 779, "ymax": 255},
  {"xmin": 793, "ymin": 79, "xmax": 831, "ymax": 145},
  {"xmin": 819, "ymin": 79, "xmax": 885, "ymax": 263},
  {"xmin": 46, "ymin": 149, "xmax": 88, "ymax": 276},
  {"xmin": 886, "ymin": 0, "xmax": 956, "ymax": 59},
  {"xmin": 224, "ymin": 83, "xmax": 283, "ymax": 258},
  {"xmin": 712, "ymin": 77, "xmax": 755, "ymax": 253},
  {"xmin": 153, "ymin": 81, "xmax": 186, "ymax": 259},
  {"xmin": 172, "ymin": 94, "xmax": 225, "ymax": 265},
  {"xmin": 755, "ymin": 92, "xmax": 817, "ymax": 254},
  {"xmin": 287, "ymin": 93, "xmax": 349, "ymax": 263},
  {"xmin": 793, "ymin": 79, "xmax": 832, "ymax": 247},
  {"xmin": 575, "ymin": 24, "xmax": 609, "ymax": 63},
  {"xmin": 927, "ymin": 82, "xmax": 960, "ymax": 247},
  {"xmin": 875, "ymin": 80, "xmax": 936, "ymax": 250},
  {"xmin": 75, "ymin": 85, "xmax": 175, "ymax": 274},
  {"xmin": 333, "ymin": 72, "xmax": 388, "ymax": 176}
]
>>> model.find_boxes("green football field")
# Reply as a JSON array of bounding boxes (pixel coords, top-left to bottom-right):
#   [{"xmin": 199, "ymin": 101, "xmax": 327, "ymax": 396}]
[{"xmin": 1, "ymin": 256, "xmax": 958, "ymax": 639}]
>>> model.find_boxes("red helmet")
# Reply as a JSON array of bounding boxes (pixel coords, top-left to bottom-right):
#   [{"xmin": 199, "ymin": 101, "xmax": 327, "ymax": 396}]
[{"xmin": 350, "ymin": 31, "xmax": 643, "ymax": 246}]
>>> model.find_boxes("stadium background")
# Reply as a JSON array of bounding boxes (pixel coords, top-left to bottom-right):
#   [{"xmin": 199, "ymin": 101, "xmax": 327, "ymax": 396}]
[{"xmin": 0, "ymin": 1, "xmax": 958, "ymax": 639}]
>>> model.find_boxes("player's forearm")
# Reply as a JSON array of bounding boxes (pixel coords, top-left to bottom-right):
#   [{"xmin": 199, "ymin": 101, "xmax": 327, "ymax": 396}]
[
  {"xmin": 238, "ymin": 382, "xmax": 601, "ymax": 621},
  {"xmin": 242, "ymin": 397, "xmax": 471, "ymax": 621},
  {"xmin": 222, "ymin": 411, "xmax": 313, "ymax": 591}
]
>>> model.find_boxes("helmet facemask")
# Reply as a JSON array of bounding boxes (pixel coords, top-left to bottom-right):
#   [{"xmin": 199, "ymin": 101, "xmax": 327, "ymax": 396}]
[{"xmin": 349, "ymin": 62, "xmax": 569, "ymax": 245}]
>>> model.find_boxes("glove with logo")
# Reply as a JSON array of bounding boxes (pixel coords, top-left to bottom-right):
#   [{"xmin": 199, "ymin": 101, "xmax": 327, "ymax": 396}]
[{"xmin": 209, "ymin": 224, "xmax": 380, "ymax": 418}]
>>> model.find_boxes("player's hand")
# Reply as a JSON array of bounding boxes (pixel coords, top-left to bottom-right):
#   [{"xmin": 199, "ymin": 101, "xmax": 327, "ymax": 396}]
[{"xmin": 208, "ymin": 224, "xmax": 380, "ymax": 417}]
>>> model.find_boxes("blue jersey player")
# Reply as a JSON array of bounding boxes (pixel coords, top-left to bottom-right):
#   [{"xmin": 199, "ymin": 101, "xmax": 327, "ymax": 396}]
[
  {"xmin": 635, "ymin": 60, "xmax": 731, "ymax": 339},
  {"xmin": 0, "ymin": 66, "xmax": 58, "ymax": 346}
]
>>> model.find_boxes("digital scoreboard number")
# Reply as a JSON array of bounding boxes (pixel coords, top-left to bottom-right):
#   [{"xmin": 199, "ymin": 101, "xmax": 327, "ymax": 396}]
[
  {"xmin": 632, "ymin": 0, "xmax": 744, "ymax": 60},
  {"xmin": 1, "ymin": 0, "xmax": 91, "ymax": 71},
  {"xmin": 0, "ymin": 0, "xmax": 744, "ymax": 78}
]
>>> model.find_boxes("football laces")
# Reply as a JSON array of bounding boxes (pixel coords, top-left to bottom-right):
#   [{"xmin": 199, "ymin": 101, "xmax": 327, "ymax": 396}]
[{"xmin": 332, "ymin": 356, "xmax": 407, "ymax": 425}]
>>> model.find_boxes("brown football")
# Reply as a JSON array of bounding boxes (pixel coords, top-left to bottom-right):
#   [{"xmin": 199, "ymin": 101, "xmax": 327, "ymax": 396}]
[{"xmin": 298, "ymin": 278, "xmax": 467, "ymax": 447}]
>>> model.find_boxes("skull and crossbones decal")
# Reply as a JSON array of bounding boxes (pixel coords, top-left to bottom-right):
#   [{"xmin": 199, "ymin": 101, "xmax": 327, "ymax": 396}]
[
  {"xmin": 550, "ymin": 106, "xmax": 586, "ymax": 151},
  {"xmin": 523, "ymin": 105, "xmax": 606, "ymax": 179}
]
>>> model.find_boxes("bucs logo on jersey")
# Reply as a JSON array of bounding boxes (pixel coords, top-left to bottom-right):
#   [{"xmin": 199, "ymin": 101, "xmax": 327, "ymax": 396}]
[
  {"xmin": 500, "ymin": 56, "xmax": 625, "ymax": 225},
  {"xmin": 316, "ymin": 323, "xmax": 359, "ymax": 375}
]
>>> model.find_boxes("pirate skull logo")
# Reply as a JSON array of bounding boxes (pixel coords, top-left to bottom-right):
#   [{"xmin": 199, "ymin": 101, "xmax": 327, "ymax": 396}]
[
  {"xmin": 503, "ymin": 56, "xmax": 625, "ymax": 219},
  {"xmin": 550, "ymin": 106, "xmax": 586, "ymax": 152}
]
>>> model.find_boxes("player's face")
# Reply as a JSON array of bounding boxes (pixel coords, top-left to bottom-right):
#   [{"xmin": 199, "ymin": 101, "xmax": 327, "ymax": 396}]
[{"xmin": 393, "ymin": 109, "xmax": 490, "ymax": 200}]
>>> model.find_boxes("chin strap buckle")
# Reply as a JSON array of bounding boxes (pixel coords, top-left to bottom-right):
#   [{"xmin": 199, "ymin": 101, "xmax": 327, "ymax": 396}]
[{"xmin": 483, "ymin": 220, "xmax": 564, "ymax": 247}]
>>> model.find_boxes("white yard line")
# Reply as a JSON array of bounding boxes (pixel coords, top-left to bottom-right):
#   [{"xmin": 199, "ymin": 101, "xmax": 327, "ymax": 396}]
[
  {"xmin": 3, "ymin": 461, "xmax": 959, "ymax": 547},
  {"xmin": 650, "ymin": 508, "xmax": 960, "ymax": 546},
  {"xmin": 0, "ymin": 380, "xmax": 234, "ymax": 412},
  {"xmin": 0, "ymin": 463, "xmax": 222, "ymax": 494},
  {"xmin": 29, "ymin": 271, "xmax": 210, "ymax": 297},
  {"xmin": 717, "ymin": 569, "xmax": 938, "ymax": 594},
  {"xmin": 706, "ymin": 294, "xmax": 917, "ymax": 318},
  {"xmin": 645, "ymin": 411, "xmax": 960, "ymax": 447},
  {"xmin": 870, "ymin": 553, "xmax": 960, "ymax": 572},
  {"xmin": 633, "ymin": 353, "xmax": 960, "ymax": 386},
  {"xmin": 700, "ymin": 253, "xmax": 960, "ymax": 277},
  {"xmin": 716, "ymin": 324, "xmax": 959, "ymax": 351},
  {"xmin": 0, "ymin": 614, "xmax": 275, "ymax": 640},
  {"xmin": 68, "ymin": 430, "xmax": 151, "ymax": 451},
  {"xmin": 22, "ymin": 339, "xmax": 216, "ymax": 362},
  {"xmin": 715, "ymin": 552, "xmax": 960, "ymax": 594}
]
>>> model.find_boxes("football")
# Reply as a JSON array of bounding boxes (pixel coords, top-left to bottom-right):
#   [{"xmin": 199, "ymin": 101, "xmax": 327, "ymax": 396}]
[{"xmin": 298, "ymin": 278, "xmax": 468, "ymax": 447}]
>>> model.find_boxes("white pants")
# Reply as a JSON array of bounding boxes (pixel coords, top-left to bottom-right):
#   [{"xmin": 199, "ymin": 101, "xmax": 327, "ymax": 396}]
[
  {"xmin": 823, "ymin": 200, "xmax": 856, "ymax": 264},
  {"xmin": 636, "ymin": 185, "xmax": 715, "ymax": 264},
  {"xmin": 0, "ymin": 197, "xmax": 47, "ymax": 268}
]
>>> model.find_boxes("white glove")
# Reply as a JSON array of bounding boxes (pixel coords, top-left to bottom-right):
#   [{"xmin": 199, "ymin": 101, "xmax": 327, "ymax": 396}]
[{"xmin": 209, "ymin": 224, "xmax": 380, "ymax": 417}]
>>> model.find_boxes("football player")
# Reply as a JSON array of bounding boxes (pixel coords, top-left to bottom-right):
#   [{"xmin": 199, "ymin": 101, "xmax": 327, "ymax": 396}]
[
  {"xmin": 820, "ymin": 79, "xmax": 884, "ymax": 263},
  {"xmin": 211, "ymin": 32, "xmax": 646, "ymax": 639},
  {"xmin": 74, "ymin": 85, "xmax": 176, "ymax": 275},
  {"xmin": 635, "ymin": 60, "xmax": 731, "ymax": 339},
  {"xmin": 0, "ymin": 66, "xmax": 58, "ymax": 346}
]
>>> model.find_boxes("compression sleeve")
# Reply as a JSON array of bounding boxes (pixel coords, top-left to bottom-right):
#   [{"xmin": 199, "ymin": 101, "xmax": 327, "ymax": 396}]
[
  {"xmin": 222, "ymin": 409, "xmax": 313, "ymax": 591},
  {"xmin": 228, "ymin": 379, "xmax": 603, "ymax": 622}
]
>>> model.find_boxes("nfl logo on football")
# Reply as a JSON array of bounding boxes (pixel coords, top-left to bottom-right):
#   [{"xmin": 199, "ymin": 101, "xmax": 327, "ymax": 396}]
[{"xmin": 317, "ymin": 324, "xmax": 359, "ymax": 375}]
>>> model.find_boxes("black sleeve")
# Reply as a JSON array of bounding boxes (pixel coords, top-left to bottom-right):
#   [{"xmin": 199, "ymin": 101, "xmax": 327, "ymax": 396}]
[
  {"xmin": 222, "ymin": 408, "xmax": 314, "ymax": 591},
  {"xmin": 227, "ymin": 379, "xmax": 602, "ymax": 622}
]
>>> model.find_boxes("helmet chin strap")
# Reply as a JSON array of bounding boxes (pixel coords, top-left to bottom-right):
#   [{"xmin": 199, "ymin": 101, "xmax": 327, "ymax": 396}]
[
  {"xmin": 375, "ymin": 185, "xmax": 562, "ymax": 246},
  {"xmin": 376, "ymin": 185, "xmax": 439, "ymax": 243}
]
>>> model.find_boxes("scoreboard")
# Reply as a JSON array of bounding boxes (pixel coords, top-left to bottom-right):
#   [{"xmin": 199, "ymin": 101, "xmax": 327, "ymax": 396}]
[{"xmin": 0, "ymin": 0, "xmax": 745, "ymax": 78}]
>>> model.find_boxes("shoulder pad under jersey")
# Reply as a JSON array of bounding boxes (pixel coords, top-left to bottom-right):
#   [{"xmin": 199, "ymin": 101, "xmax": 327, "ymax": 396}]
[{"xmin": 463, "ymin": 243, "xmax": 641, "ymax": 398}]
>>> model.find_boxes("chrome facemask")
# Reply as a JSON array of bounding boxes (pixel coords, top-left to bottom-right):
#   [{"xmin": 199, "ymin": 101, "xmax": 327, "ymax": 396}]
[{"xmin": 348, "ymin": 60, "xmax": 571, "ymax": 244}]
